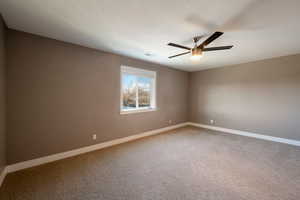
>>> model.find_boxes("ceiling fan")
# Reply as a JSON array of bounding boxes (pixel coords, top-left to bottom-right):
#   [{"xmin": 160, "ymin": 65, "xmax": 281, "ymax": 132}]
[{"xmin": 168, "ymin": 31, "xmax": 233, "ymax": 59}]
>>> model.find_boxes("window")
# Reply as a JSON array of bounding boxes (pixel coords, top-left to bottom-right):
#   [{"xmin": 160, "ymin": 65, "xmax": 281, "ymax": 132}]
[{"xmin": 120, "ymin": 66, "xmax": 156, "ymax": 114}]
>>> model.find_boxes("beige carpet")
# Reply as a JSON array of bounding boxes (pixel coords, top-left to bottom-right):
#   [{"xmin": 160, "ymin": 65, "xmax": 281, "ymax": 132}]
[{"xmin": 1, "ymin": 126, "xmax": 300, "ymax": 200}]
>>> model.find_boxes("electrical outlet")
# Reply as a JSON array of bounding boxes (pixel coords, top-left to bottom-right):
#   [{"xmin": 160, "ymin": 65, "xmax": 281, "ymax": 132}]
[
  {"xmin": 210, "ymin": 120, "xmax": 214, "ymax": 124},
  {"xmin": 92, "ymin": 134, "xmax": 97, "ymax": 140},
  {"xmin": 168, "ymin": 120, "xmax": 172, "ymax": 124}
]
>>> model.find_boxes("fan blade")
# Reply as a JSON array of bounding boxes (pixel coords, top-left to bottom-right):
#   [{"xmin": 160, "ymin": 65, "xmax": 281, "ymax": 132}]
[
  {"xmin": 203, "ymin": 45, "xmax": 233, "ymax": 51},
  {"xmin": 168, "ymin": 43, "xmax": 191, "ymax": 50},
  {"xmin": 198, "ymin": 31, "xmax": 224, "ymax": 48},
  {"xmin": 168, "ymin": 51, "xmax": 190, "ymax": 59}
]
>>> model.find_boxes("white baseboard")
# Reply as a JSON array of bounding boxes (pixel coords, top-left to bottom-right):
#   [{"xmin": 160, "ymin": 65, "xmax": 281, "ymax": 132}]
[
  {"xmin": 6, "ymin": 122, "xmax": 189, "ymax": 174},
  {"xmin": 188, "ymin": 122, "xmax": 300, "ymax": 147},
  {"xmin": 2, "ymin": 121, "xmax": 299, "ymax": 187},
  {"xmin": 0, "ymin": 167, "xmax": 8, "ymax": 188}
]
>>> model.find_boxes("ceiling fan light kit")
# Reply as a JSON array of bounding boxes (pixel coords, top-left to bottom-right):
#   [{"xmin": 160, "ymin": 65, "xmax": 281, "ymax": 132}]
[
  {"xmin": 191, "ymin": 48, "xmax": 203, "ymax": 60},
  {"xmin": 168, "ymin": 31, "xmax": 233, "ymax": 60}
]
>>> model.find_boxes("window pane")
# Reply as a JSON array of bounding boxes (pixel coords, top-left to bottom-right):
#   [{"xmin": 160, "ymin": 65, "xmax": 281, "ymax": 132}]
[
  {"xmin": 122, "ymin": 74, "xmax": 136, "ymax": 110},
  {"xmin": 138, "ymin": 76, "xmax": 151, "ymax": 108}
]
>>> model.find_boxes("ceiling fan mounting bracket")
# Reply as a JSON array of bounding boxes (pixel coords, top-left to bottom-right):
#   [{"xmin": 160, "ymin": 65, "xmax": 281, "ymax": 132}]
[{"xmin": 193, "ymin": 36, "xmax": 204, "ymax": 44}]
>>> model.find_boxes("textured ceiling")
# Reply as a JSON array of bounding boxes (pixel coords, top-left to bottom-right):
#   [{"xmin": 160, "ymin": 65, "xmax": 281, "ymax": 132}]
[{"xmin": 1, "ymin": 0, "xmax": 300, "ymax": 71}]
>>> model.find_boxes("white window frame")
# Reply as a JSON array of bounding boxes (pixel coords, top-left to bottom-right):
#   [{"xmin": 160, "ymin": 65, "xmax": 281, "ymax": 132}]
[{"xmin": 120, "ymin": 65, "xmax": 157, "ymax": 114}]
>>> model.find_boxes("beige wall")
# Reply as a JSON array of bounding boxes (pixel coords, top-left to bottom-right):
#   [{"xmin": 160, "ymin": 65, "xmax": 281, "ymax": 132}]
[
  {"xmin": 5, "ymin": 29, "xmax": 300, "ymax": 165},
  {"xmin": 6, "ymin": 30, "xmax": 189, "ymax": 164},
  {"xmin": 0, "ymin": 16, "xmax": 6, "ymax": 173},
  {"xmin": 189, "ymin": 54, "xmax": 300, "ymax": 140}
]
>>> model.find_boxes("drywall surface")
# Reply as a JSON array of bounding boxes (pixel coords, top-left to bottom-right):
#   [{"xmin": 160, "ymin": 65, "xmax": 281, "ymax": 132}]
[
  {"xmin": 6, "ymin": 30, "xmax": 189, "ymax": 164},
  {"xmin": 189, "ymin": 54, "xmax": 300, "ymax": 140},
  {"xmin": 0, "ymin": 15, "xmax": 6, "ymax": 174}
]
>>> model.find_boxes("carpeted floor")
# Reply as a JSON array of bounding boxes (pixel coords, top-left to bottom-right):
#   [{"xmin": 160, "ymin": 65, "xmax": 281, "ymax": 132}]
[{"xmin": 0, "ymin": 126, "xmax": 300, "ymax": 200}]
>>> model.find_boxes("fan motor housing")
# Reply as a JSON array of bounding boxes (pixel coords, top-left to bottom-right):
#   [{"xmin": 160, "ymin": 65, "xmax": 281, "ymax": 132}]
[{"xmin": 191, "ymin": 48, "xmax": 202, "ymax": 56}]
